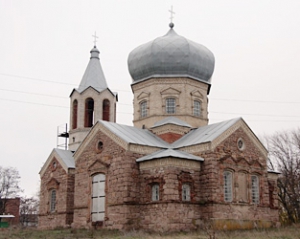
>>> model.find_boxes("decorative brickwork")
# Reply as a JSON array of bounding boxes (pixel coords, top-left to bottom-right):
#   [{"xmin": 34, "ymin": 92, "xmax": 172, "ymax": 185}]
[
  {"xmin": 157, "ymin": 132, "xmax": 183, "ymax": 143},
  {"xmin": 132, "ymin": 77, "xmax": 209, "ymax": 128},
  {"xmin": 39, "ymin": 120, "xmax": 279, "ymax": 231},
  {"xmin": 39, "ymin": 157, "xmax": 75, "ymax": 229}
]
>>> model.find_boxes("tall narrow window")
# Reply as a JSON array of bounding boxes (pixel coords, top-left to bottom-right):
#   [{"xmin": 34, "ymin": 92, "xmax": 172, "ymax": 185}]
[
  {"xmin": 224, "ymin": 171, "xmax": 233, "ymax": 202},
  {"xmin": 85, "ymin": 98, "xmax": 94, "ymax": 127},
  {"xmin": 50, "ymin": 189, "xmax": 56, "ymax": 212},
  {"xmin": 182, "ymin": 183, "xmax": 191, "ymax": 201},
  {"xmin": 72, "ymin": 100, "xmax": 78, "ymax": 129},
  {"xmin": 102, "ymin": 99, "xmax": 110, "ymax": 121},
  {"xmin": 92, "ymin": 174, "xmax": 106, "ymax": 221},
  {"xmin": 152, "ymin": 184, "xmax": 159, "ymax": 201},
  {"xmin": 140, "ymin": 101, "xmax": 147, "ymax": 118},
  {"xmin": 166, "ymin": 98, "xmax": 176, "ymax": 114},
  {"xmin": 237, "ymin": 172, "xmax": 247, "ymax": 202},
  {"xmin": 251, "ymin": 175, "xmax": 259, "ymax": 204},
  {"xmin": 193, "ymin": 100, "xmax": 201, "ymax": 116}
]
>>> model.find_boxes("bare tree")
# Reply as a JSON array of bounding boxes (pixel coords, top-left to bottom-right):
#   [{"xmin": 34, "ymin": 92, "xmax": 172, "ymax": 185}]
[
  {"xmin": 267, "ymin": 128, "xmax": 300, "ymax": 223},
  {"xmin": 20, "ymin": 196, "xmax": 39, "ymax": 227},
  {"xmin": 0, "ymin": 166, "xmax": 22, "ymax": 221}
]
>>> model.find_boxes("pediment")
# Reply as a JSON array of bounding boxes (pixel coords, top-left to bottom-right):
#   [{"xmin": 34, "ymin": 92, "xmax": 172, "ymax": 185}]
[
  {"xmin": 211, "ymin": 119, "xmax": 268, "ymax": 158},
  {"xmin": 251, "ymin": 160, "xmax": 263, "ymax": 168},
  {"xmin": 73, "ymin": 122, "xmax": 129, "ymax": 161},
  {"xmin": 40, "ymin": 149, "xmax": 74, "ymax": 176},
  {"xmin": 219, "ymin": 156, "xmax": 235, "ymax": 165},
  {"xmin": 160, "ymin": 87, "xmax": 181, "ymax": 95},
  {"xmin": 236, "ymin": 157, "xmax": 250, "ymax": 167},
  {"xmin": 220, "ymin": 156, "xmax": 263, "ymax": 169},
  {"xmin": 137, "ymin": 91, "xmax": 150, "ymax": 100},
  {"xmin": 88, "ymin": 159, "xmax": 110, "ymax": 174},
  {"xmin": 190, "ymin": 90, "xmax": 203, "ymax": 99},
  {"xmin": 47, "ymin": 178, "xmax": 60, "ymax": 190}
]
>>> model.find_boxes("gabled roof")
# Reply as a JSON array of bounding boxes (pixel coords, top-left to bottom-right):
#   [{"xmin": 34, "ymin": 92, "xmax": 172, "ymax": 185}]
[
  {"xmin": 171, "ymin": 118, "xmax": 241, "ymax": 148},
  {"xmin": 75, "ymin": 117, "xmax": 267, "ymax": 161},
  {"xmin": 39, "ymin": 148, "xmax": 74, "ymax": 176},
  {"xmin": 136, "ymin": 148, "xmax": 204, "ymax": 162},
  {"xmin": 76, "ymin": 46, "xmax": 108, "ymax": 94},
  {"xmin": 151, "ymin": 116, "xmax": 192, "ymax": 128},
  {"xmin": 55, "ymin": 148, "xmax": 75, "ymax": 168},
  {"xmin": 98, "ymin": 120, "xmax": 170, "ymax": 148}
]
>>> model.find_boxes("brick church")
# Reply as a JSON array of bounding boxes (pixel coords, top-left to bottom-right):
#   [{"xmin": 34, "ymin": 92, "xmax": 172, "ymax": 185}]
[{"xmin": 38, "ymin": 22, "xmax": 279, "ymax": 231}]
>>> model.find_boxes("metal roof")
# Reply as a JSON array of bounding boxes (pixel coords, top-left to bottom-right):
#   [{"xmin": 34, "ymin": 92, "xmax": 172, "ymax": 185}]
[
  {"xmin": 54, "ymin": 148, "xmax": 75, "ymax": 168},
  {"xmin": 151, "ymin": 116, "xmax": 192, "ymax": 128},
  {"xmin": 128, "ymin": 26, "xmax": 215, "ymax": 85},
  {"xmin": 136, "ymin": 148, "xmax": 204, "ymax": 162},
  {"xmin": 267, "ymin": 170, "xmax": 281, "ymax": 174},
  {"xmin": 171, "ymin": 118, "xmax": 242, "ymax": 148},
  {"xmin": 98, "ymin": 120, "xmax": 170, "ymax": 148},
  {"xmin": 98, "ymin": 118, "xmax": 243, "ymax": 150},
  {"xmin": 76, "ymin": 46, "xmax": 108, "ymax": 93}
]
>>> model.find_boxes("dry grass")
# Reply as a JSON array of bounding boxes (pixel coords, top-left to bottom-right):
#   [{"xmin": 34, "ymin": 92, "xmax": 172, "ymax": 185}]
[{"xmin": 0, "ymin": 225, "xmax": 300, "ymax": 239}]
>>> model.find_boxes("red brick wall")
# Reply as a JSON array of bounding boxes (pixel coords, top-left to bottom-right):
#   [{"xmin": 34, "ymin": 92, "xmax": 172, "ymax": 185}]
[
  {"xmin": 158, "ymin": 132, "xmax": 183, "ymax": 143},
  {"xmin": 39, "ymin": 125, "xmax": 278, "ymax": 231},
  {"xmin": 195, "ymin": 127, "xmax": 279, "ymax": 226},
  {"xmin": 5, "ymin": 198, "xmax": 20, "ymax": 224},
  {"xmin": 39, "ymin": 157, "xmax": 75, "ymax": 229},
  {"xmin": 73, "ymin": 130, "xmax": 142, "ymax": 228}
]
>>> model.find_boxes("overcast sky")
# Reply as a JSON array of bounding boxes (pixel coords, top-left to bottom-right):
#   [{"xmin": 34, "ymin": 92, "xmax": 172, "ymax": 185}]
[{"xmin": 1, "ymin": 0, "xmax": 300, "ymax": 197}]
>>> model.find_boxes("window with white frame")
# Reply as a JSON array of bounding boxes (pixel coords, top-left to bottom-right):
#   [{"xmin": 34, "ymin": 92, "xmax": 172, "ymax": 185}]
[
  {"xmin": 166, "ymin": 98, "xmax": 176, "ymax": 114},
  {"xmin": 151, "ymin": 184, "xmax": 159, "ymax": 201},
  {"xmin": 140, "ymin": 101, "xmax": 147, "ymax": 118},
  {"xmin": 182, "ymin": 183, "xmax": 191, "ymax": 201},
  {"xmin": 92, "ymin": 174, "xmax": 106, "ymax": 221},
  {"xmin": 251, "ymin": 175, "xmax": 259, "ymax": 204},
  {"xmin": 50, "ymin": 189, "xmax": 56, "ymax": 212},
  {"xmin": 193, "ymin": 100, "xmax": 201, "ymax": 116},
  {"xmin": 224, "ymin": 171, "xmax": 233, "ymax": 202}
]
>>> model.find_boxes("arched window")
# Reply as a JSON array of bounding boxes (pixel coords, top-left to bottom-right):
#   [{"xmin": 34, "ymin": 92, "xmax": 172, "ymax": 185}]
[
  {"xmin": 84, "ymin": 98, "xmax": 94, "ymax": 127},
  {"xmin": 182, "ymin": 183, "xmax": 191, "ymax": 201},
  {"xmin": 166, "ymin": 98, "xmax": 176, "ymax": 114},
  {"xmin": 50, "ymin": 189, "xmax": 56, "ymax": 212},
  {"xmin": 193, "ymin": 100, "xmax": 201, "ymax": 116},
  {"xmin": 237, "ymin": 172, "xmax": 247, "ymax": 202},
  {"xmin": 140, "ymin": 101, "xmax": 147, "ymax": 118},
  {"xmin": 224, "ymin": 171, "xmax": 233, "ymax": 202},
  {"xmin": 151, "ymin": 184, "xmax": 159, "ymax": 201},
  {"xmin": 72, "ymin": 100, "xmax": 78, "ymax": 129},
  {"xmin": 102, "ymin": 99, "xmax": 110, "ymax": 121},
  {"xmin": 251, "ymin": 175, "xmax": 259, "ymax": 204},
  {"xmin": 91, "ymin": 174, "xmax": 106, "ymax": 221}
]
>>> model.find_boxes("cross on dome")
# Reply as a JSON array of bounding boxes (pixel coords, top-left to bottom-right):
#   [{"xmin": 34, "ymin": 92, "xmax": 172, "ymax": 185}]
[
  {"xmin": 169, "ymin": 6, "xmax": 175, "ymax": 28},
  {"xmin": 92, "ymin": 32, "xmax": 99, "ymax": 46}
]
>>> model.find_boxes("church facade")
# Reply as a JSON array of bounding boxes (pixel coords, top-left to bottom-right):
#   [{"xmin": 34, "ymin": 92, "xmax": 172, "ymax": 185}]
[{"xmin": 38, "ymin": 23, "xmax": 279, "ymax": 231}]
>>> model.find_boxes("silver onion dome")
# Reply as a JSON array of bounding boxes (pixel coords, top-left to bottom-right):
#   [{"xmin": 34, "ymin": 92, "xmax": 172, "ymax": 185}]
[{"xmin": 128, "ymin": 25, "xmax": 215, "ymax": 85}]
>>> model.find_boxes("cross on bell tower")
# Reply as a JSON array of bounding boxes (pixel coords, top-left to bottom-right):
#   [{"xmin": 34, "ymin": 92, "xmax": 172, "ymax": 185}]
[{"xmin": 92, "ymin": 31, "xmax": 98, "ymax": 46}]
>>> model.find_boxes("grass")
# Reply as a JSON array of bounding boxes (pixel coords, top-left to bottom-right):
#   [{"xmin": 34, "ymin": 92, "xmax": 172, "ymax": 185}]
[{"xmin": 0, "ymin": 225, "xmax": 300, "ymax": 239}]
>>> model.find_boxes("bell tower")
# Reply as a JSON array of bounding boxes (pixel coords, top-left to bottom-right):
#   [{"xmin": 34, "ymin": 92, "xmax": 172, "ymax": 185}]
[{"xmin": 68, "ymin": 44, "xmax": 118, "ymax": 151}]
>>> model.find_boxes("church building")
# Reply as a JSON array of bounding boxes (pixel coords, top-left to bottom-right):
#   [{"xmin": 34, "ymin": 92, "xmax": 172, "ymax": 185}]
[{"xmin": 38, "ymin": 22, "xmax": 279, "ymax": 231}]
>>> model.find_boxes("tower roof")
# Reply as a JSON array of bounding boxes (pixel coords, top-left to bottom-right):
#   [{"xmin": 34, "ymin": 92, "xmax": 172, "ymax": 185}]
[
  {"xmin": 76, "ymin": 46, "xmax": 108, "ymax": 93},
  {"xmin": 128, "ymin": 24, "xmax": 215, "ymax": 85}
]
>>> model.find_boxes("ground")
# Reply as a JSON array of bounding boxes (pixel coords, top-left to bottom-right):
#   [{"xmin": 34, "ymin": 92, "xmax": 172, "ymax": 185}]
[{"xmin": 1, "ymin": 226, "xmax": 300, "ymax": 239}]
